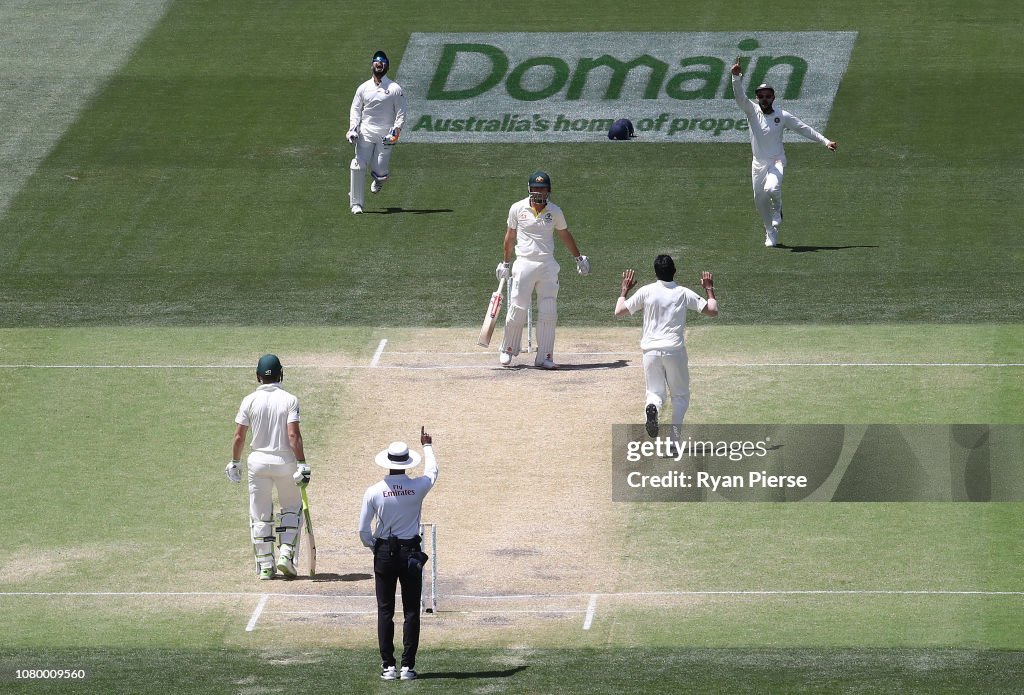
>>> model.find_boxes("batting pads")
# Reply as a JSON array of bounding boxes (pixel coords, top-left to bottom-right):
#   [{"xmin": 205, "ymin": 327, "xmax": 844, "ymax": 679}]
[
  {"xmin": 500, "ymin": 304, "xmax": 526, "ymax": 356},
  {"xmin": 536, "ymin": 297, "xmax": 557, "ymax": 361}
]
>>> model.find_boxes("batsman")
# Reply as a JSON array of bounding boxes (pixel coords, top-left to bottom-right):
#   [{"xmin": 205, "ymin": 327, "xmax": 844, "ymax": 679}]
[
  {"xmin": 496, "ymin": 171, "xmax": 590, "ymax": 369},
  {"xmin": 225, "ymin": 354, "xmax": 311, "ymax": 580}
]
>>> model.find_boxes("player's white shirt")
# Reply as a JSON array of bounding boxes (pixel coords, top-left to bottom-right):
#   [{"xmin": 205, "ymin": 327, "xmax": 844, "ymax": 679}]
[
  {"xmin": 624, "ymin": 280, "xmax": 707, "ymax": 351},
  {"xmin": 359, "ymin": 446, "xmax": 439, "ymax": 547},
  {"xmin": 507, "ymin": 197, "xmax": 568, "ymax": 261},
  {"xmin": 731, "ymin": 74, "xmax": 829, "ymax": 163},
  {"xmin": 349, "ymin": 75, "xmax": 407, "ymax": 139},
  {"xmin": 235, "ymin": 383, "xmax": 301, "ymax": 458}
]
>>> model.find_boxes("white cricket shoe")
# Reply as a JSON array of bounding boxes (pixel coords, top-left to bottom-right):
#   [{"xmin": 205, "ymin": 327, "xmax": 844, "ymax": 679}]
[
  {"xmin": 276, "ymin": 553, "xmax": 297, "ymax": 579},
  {"xmin": 380, "ymin": 665, "xmax": 397, "ymax": 681},
  {"xmin": 351, "ymin": 204, "xmax": 363, "ymax": 215},
  {"xmin": 535, "ymin": 357, "xmax": 558, "ymax": 370},
  {"xmin": 764, "ymin": 227, "xmax": 778, "ymax": 247},
  {"xmin": 258, "ymin": 565, "xmax": 276, "ymax": 580},
  {"xmin": 499, "ymin": 351, "xmax": 512, "ymax": 366},
  {"xmin": 371, "ymin": 179, "xmax": 384, "ymax": 194},
  {"xmin": 400, "ymin": 667, "xmax": 417, "ymax": 680}
]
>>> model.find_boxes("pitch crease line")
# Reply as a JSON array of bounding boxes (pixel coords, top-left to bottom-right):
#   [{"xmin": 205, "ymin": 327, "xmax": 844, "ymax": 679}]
[
  {"xmin": 369, "ymin": 339, "xmax": 388, "ymax": 368},
  {"xmin": 583, "ymin": 593, "xmax": 598, "ymax": 630},
  {"xmin": 245, "ymin": 594, "xmax": 269, "ymax": 632}
]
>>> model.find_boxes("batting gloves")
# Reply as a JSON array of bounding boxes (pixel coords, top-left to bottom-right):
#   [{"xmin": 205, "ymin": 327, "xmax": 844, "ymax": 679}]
[
  {"xmin": 575, "ymin": 255, "xmax": 591, "ymax": 276},
  {"xmin": 496, "ymin": 262, "xmax": 511, "ymax": 281},
  {"xmin": 346, "ymin": 128, "xmax": 359, "ymax": 144},
  {"xmin": 386, "ymin": 127, "xmax": 401, "ymax": 144},
  {"xmin": 225, "ymin": 460, "xmax": 242, "ymax": 483},
  {"xmin": 294, "ymin": 462, "xmax": 311, "ymax": 488}
]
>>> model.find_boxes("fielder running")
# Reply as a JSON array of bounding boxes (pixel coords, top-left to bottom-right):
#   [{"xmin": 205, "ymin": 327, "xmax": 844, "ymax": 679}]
[
  {"xmin": 347, "ymin": 49, "xmax": 408, "ymax": 214},
  {"xmin": 615, "ymin": 256, "xmax": 718, "ymax": 442},
  {"xmin": 496, "ymin": 171, "xmax": 590, "ymax": 369},
  {"xmin": 730, "ymin": 59, "xmax": 837, "ymax": 247},
  {"xmin": 226, "ymin": 354, "xmax": 311, "ymax": 580},
  {"xmin": 359, "ymin": 427, "xmax": 439, "ymax": 681}
]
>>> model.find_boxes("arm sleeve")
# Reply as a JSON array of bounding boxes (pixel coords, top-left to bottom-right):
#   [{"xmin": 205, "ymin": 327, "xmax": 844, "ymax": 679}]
[
  {"xmin": 553, "ymin": 207, "xmax": 568, "ymax": 231},
  {"xmin": 348, "ymin": 87, "xmax": 363, "ymax": 132},
  {"xmin": 507, "ymin": 204, "xmax": 518, "ymax": 230},
  {"xmin": 784, "ymin": 112, "xmax": 830, "ymax": 145},
  {"xmin": 623, "ymin": 286, "xmax": 645, "ymax": 315},
  {"xmin": 684, "ymin": 287, "xmax": 708, "ymax": 312},
  {"xmin": 288, "ymin": 396, "xmax": 300, "ymax": 424},
  {"xmin": 731, "ymin": 74, "xmax": 757, "ymax": 118},
  {"xmin": 358, "ymin": 487, "xmax": 377, "ymax": 548},
  {"xmin": 234, "ymin": 396, "xmax": 250, "ymax": 426},
  {"xmin": 393, "ymin": 87, "xmax": 407, "ymax": 130},
  {"xmin": 421, "ymin": 445, "xmax": 439, "ymax": 487}
]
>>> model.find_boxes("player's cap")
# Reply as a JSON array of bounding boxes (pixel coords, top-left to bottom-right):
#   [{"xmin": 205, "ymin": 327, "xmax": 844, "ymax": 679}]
[
  {"xmin": 256, "ymin": 354, "xmax": 283, "ymax": 378},
  {"xmin": 528, "ymin": 171, "xmax": 551, "ymax": 189},
  {"xmin": 372, "ymin": 50, "xmax": 389, "ymax": 65},
  {"xmin": 375, "ymin": 442, "xmax": 422, "ymax": 470},
  {"xmin": 608, "ymin": 118, "xmax": 636, "ymax": 140},
  {"xmin": 754, "ymin": 83, "xmax": 775, "ymax": 95}
]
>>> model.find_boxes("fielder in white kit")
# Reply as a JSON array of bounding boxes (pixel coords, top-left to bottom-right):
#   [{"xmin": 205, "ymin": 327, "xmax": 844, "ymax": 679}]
[
  {"xmin": 226, "ymin": 354, "xmax": 311, "ymax": 580},
  {"xmin": 615, "ymin": 256, "xmax": 718, "ymax": 441},
  {"xmin": 347, "ymin": 50, "xmax": 408, "ymax": 214},
  {"xmin": 730, "ymin": 59, "xmax": 837, "ymax": 247},
  {"xmin": 496, "ymin": 171, "xmax": 590, "ymax": 369}
]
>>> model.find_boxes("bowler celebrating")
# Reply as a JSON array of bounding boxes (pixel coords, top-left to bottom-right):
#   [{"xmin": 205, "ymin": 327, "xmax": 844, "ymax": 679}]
[
  {"xmin": 730, "ymin": 59, "xmax": 837, "ymax": 247},
  {"xmin": 615, "ymin": 256, "xmax": 718, "ymax": 444}
]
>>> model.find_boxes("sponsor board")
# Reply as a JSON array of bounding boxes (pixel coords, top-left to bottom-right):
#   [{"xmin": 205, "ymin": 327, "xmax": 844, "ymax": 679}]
[{"xmin": 397, "ymin": 32, "xmax": 856, "ymax": 143}]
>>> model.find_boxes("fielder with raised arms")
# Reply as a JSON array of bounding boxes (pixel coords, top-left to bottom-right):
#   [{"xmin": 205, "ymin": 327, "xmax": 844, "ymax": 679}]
[
  {"xmin": 496, "ymin": 171, "xmax": 590, "ymax": 369},
  {"xmin": 730, "ymin": 58, "xmax": 837, "ymax": 247},
  {"xmin": 347, "ymin": 49, "xmax": 408, "ymax": 214},
  {"xmin": 225, "ymin": 354, "xmax": 311, "ymax": 580},
  {"xmin": 615, "ymin": 257, "xmax": 718, "ymax": 444}
]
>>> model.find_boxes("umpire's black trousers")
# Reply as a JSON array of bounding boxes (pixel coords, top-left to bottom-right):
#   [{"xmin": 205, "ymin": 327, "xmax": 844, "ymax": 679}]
[{"xmin": 373, "ymin": 537, "xmax": 423, "ymax": 669}]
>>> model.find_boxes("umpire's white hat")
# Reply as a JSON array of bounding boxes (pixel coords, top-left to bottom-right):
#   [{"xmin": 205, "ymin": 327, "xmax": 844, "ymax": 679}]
[{"xmin": 375, "ymin": 442, "xmax": 421, "ymax": 470}]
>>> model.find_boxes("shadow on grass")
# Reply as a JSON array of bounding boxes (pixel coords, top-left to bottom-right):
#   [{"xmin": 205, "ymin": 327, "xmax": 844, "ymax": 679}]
[
  {"xmin": 418, "ymin": 665, "xmax": 529, "ymax": 680},
  {"xmin": 774, "ymin": 243, "xmax": 879, "ymax": 253},
  {"xmin": 366, "ymin": 207, "xmax": 455, "ymax": 215}
]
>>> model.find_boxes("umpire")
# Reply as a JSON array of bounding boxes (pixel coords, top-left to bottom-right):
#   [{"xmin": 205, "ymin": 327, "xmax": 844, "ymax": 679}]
[{"xmin": 358, "ymin": 426, "xmax": 439, "ymax": 681}]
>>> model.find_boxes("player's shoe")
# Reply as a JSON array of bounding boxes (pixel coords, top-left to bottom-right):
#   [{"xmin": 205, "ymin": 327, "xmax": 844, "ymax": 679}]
[
  {"xmin": 400, "ymin": 667, "xmax": 417, "ymax": 680},
  {"xmin": 380, "ymin": 665, "xmax": 398, "ymax": 681},
  {"xmin": 645, "ymin": 404, "xmax": 659, "ymax": 437},
  {"xmin": 351, "ymin": 204, "xmax": 363, "ymax": 214},
  {"xmin": 764, "ymin": 227, "xmax": 778, "ymax": 247},
  {"xmin": 258, "ymin": 565, "xmax": 276, "ymax": 580},
  {"xmin": 499, "ymin": 350, "xmax": 512, "ymax": 366},
  {"xmin": 276, "ymin": 553, "xmax": 297, "ymax": 579},
  {"xmin": 535, "ymin": 357, "xmax": 558, "ymax": 370},
  {"xmin": 371, "ymin": 179, "xmax": 384, "ymax": 194}
]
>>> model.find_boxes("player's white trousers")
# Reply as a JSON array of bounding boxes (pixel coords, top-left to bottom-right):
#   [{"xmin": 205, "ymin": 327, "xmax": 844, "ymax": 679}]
[
  {"xmin": 751, "ymin": 157, "xmax": 785, "ymax": 231},
  {"xmin": 501, "ymin": 258, "xmax": 559, "ymax": 356},
  {"xmin": 247, "ymin": 452, "xmax": 301, "ymax": 544},
  {"xmin": 642, "ymin": 348, "xmax": 690, "ymax": 428},
  {"xmin": 350, "ymin": 136, "xmax": 395, "ymax": 207}
]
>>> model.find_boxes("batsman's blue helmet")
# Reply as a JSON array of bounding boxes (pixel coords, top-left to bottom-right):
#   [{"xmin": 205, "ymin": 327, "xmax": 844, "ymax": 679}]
[{"xmin": 608, "ymin": 118, "xmax": 636, "ymax": 140}]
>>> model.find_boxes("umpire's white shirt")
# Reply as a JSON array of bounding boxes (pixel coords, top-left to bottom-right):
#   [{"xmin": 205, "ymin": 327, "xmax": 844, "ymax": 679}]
[
  {"xmin": 624, "ymin": 281, "xmax": 707, "ymax": 351},
  {"xmin": 508, "ymin": 197, "xmax": 568, "ymax": 261},
  {"xmin": 731, "ymin": 73, "xmax": 829, "ymax": 163},
  {"xmin": 359, "ymin": 445, "xmax": 439, "ymax": 547},
  {"xmin": 235, "ymin": 383, "xmax": 300, "ymax": 459},
  {"xmin": 349, "ymin": 76, "xmax": 408, "ymax": 139}
]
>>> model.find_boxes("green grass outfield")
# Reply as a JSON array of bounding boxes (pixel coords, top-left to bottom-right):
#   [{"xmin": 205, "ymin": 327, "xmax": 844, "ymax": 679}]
[{"xmin": 1, "ymin": 0, "xmax": 1023, "ymax": 692}]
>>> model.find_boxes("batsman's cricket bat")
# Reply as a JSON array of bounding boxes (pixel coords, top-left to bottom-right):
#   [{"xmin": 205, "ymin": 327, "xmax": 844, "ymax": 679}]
[
  {"xmin": 300, "ymin": 487, "xmax": 316, "ymax": 577},
  {"xmin": 476, "ymin": 277, "xmax": 505, "ymax": 347}
]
